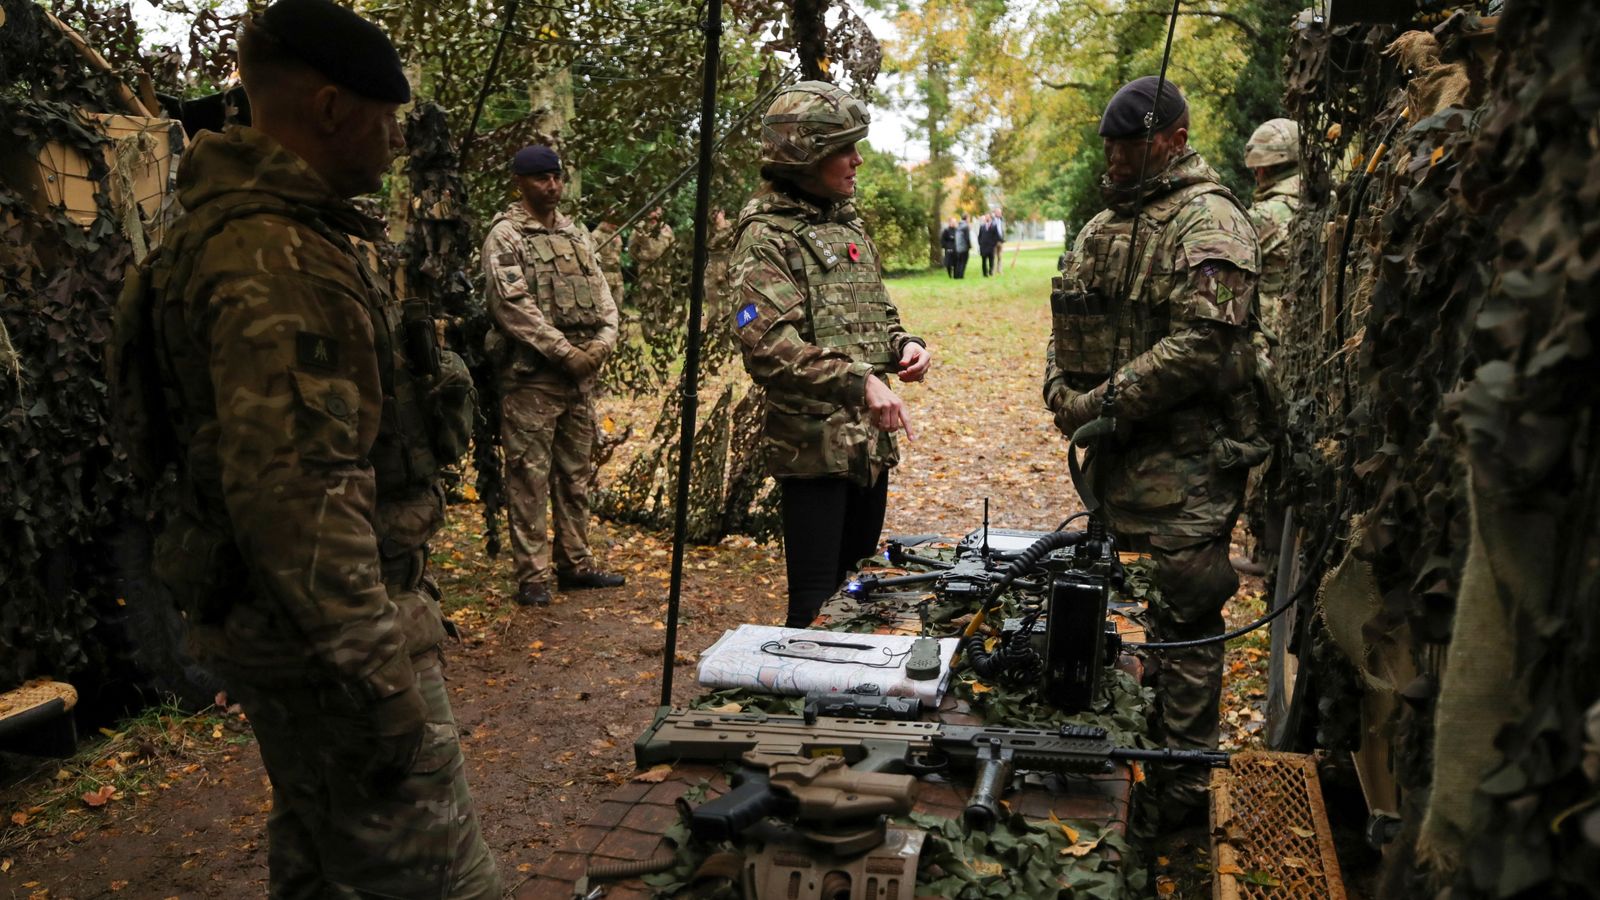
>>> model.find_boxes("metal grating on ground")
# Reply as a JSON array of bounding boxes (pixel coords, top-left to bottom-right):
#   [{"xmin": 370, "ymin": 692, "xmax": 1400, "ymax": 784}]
[{"xmin": 1211, "ymin": 751, "xmax": 1346, "ymax": 900}]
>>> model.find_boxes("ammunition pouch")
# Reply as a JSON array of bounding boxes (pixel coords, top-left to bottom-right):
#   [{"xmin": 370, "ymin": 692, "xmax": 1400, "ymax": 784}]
[
  {"xmin": 1210, "ymin": 349, "xmax": 1284, "ymax": 471},
  {"xmin": 1050, "ymin": 282, "xmax": 1119, "ymax": 379}
]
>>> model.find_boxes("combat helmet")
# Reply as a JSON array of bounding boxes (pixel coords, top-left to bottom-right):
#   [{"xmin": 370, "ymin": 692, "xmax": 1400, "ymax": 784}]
[
  {"xmin": 1245, "ymin": 118, "xmax": 1300, "ymax": 168},
  {"xmin": 761, "ymin": 81, "xmax": 870, "ymax": 171}
]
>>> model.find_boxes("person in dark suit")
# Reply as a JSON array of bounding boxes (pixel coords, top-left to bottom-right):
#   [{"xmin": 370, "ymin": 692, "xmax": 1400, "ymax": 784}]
[
  {"xmin": 953, "ymin": 212, "xmax": 972, "ymax": 278},
  {"xmin": 977, "ymin": 213, "xmax": 1000, "ymax": 277},
  {"xmin": 940, "ymin": 217, "xmax": 957, "ymax": 277}
]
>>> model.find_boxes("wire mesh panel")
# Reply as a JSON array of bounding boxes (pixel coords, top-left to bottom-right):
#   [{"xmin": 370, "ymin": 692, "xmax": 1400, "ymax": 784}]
[{"xmin": 1211, "ymin": 751, "xmax": 1346, "ymax": 900}]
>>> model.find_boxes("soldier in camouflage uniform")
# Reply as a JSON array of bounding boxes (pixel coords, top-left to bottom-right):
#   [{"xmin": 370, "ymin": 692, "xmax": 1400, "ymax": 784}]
[
  {"xmin": 730, "ymin": 81, "xmax": 932, "ymax": 627},
  {"xmin": 628, "ymin": 207, "xmax": 675, "ymax": 300},
  {"xmin": 590, "ymin": 219, "xmax": 625, "ymax": 307},
  {"xmin": 1241, "ymin": 118, "xmax": 1302, "ymax": 570},
  {"xmin": 1244, "ymin": 118, "xmax": 1303, "ymax": 340},
  {"xmin": 1044, "ymin": 77, "xmax": 1264, "ymax": 824},
  {"xmin": 109, "ymin": 1, "xmax": 498, "ymax": 895},
  {"xmin": 483, "ymin": 144, "xmax": 626, "ymax": 607}
]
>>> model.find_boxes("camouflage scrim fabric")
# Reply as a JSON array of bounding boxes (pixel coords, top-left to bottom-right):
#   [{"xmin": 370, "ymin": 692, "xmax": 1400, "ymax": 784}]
[
  {"xmin": 482, "ymin": 202, "xmax": 619, "ymax": 588},
  {"xmin": 1042, "ymin": 148, "xmax": 1262, "ymax": 814},
  {"xmin": 118, "ymin": 125, "xmax": 498, "ymax": 895},
  {"xmin": 703, "ymin": 215, "xmax": 736, "ymax": 324},
  {"xmin": 590, "ymin": 221, "xmax": 625, "ymax": 307},
  {"xmin": 628, "ymin": 218, "xmax": 675, "ymax": 299},
  {"xmin": 1247, "ymin": 170, "xmax": 1303, "ymax": 338},
  {"xmin": 729, "ymin": 185, "xmax": 922, "ymax": 487}
]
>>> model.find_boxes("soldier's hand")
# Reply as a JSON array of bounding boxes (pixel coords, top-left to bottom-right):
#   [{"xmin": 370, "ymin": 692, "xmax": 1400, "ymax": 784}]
[
  {"xmin": 361, "ymin": 684, "xmax": 428, "ymax": 786},
  {"xmin": 579, "ymin": 339, "xmax": 612, "ymax": 367},
  {"xmin": 865, "ymin": 374, "xmax": 914, "ymax": 442},
  {"xmin": 897, "ymin": 343, "xmax": 931, "ymax": 383},
  {"xmin": 561, "ymin": 344, "xmax": 600, "ymax": 380}
]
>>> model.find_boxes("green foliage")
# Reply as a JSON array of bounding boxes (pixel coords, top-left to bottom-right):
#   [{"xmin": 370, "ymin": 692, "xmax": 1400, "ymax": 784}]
[
  {"xmin": 854, "ymin": 142, "xmax": 927, "ymax": 273},
  {"xmin": 901, "ymin": 0, "xmax": 1301, "ymax": 226}
]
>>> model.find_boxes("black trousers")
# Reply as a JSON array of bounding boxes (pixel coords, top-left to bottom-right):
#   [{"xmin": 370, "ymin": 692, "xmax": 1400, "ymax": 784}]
[
  {"xmin": 942, "ymin": 249, "xmax": 955, "ymax": 277},
  {"xmin": 779, "ymin": 473, "xmax": 889, "ymax": 628},
  {"xmin": 953, "ymin": 250, "xmax": 970, "ymax": 278},
  {"xmin": 980, "ymin": 250, "xmax": 995, "ymax": 276}
]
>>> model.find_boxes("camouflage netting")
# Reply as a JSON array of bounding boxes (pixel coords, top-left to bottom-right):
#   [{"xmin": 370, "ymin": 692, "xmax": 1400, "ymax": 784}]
[
  {"xmin": 1276, "ymin": 1, "xmax": 1599, "ymax": 895},
  {"xmin": 0, "ymin": 0, "xmax": 162, "ymax": 692}
]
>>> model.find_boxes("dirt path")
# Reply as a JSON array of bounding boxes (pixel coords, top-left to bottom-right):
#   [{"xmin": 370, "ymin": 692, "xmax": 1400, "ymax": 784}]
[{"xmin": 0, "ymin": 261, "xmax": 1265, "ymax": 899}]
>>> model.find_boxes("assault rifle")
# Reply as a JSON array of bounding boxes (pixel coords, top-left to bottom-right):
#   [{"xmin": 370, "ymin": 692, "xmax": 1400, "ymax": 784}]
[{"xmin": 635, "ymin": 707, "xmax": 1228, "ymax": 834}]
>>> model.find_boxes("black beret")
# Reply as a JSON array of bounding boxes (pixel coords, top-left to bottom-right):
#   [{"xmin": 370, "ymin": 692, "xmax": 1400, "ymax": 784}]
[
  {"xmin": 512, "ymin": 144, "xmax": 562, "ymax": 176},
  {"xmin": 257, "ymin": 0, "xmax": 410, "ymax": 104},
  {"xmin": 1099, "ymin": 76, "xmax": 1187, "ymax": 139}
]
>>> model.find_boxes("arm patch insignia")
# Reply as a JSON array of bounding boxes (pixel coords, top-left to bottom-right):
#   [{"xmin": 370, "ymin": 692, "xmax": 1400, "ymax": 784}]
[
  {"xmin": 736, "ymin": 303, "xmax": 759, "ymax": 329},
  {"xmin": 296, "ymin": 331, "xmax": 340, "ymax": 371}
]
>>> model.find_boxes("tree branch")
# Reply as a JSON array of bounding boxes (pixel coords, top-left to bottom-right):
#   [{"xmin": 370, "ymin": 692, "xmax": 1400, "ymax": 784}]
[{"xmin": 1118, "ymin": 9, "xmax": 1261, "ymax": 45}]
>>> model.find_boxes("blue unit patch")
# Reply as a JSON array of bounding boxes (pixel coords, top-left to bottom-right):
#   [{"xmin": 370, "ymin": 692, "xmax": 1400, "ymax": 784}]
[{"xmin": 736, "ymin": 303, "xmax": 759, "ymax": 328}]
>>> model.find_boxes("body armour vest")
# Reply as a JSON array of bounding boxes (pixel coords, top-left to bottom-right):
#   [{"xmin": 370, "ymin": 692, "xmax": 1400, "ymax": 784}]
[
  {"xmin": 496, "ymin": 216, "xmax": 611, "ymax": 337},
  {"xmin": 137, "ymin": 195, "xmax": 450, "ymax": 505},
  {"xmin": 1051, "ymin": 179, "xmax": 1230, "ymax": 391},
  {"xmin": 780, "ymin": 216, "xmax": 898, "ymax": 372}
]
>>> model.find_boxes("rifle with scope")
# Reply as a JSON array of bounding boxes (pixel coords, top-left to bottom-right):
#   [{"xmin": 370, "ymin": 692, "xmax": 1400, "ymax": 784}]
[{"xmin": 635, "ymin": 706, "xmax": 1228, "ymax": 835}]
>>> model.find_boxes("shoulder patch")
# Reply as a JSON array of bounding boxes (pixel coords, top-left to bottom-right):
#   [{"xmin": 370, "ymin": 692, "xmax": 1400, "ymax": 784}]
[
  {"xmin": 296, "ymin": 331, "xmax": 340, "ymax": 371},
  {"xmin": 736, "ymin": 303, "xmax": 759, "ymax": 329}
]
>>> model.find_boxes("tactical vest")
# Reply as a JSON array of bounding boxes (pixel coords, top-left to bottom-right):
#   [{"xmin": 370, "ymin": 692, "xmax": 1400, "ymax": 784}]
[
  {"xmin": 115, "ymin": 192, "xmax": 468, "ymax": 507},
  {"xmin": 762, "ymin": 215, "xmax": 898, "ymax": 372},
  {"xmin": 520, "ymin": 230, "xmax": 611, "ymax": 336},
  {"xmin": 1050, "ymin": 181, "xmax": 1229, "ymax": 390}
]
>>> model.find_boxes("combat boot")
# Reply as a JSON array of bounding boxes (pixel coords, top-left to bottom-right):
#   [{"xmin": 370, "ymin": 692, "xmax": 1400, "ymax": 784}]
[
  {"xmin": 515, "ymin": 581, "xmax": 552, "ymax": 606},
  {"xmin": 556, "ymin": 567, "xmax": 626, "ymax": 590}
]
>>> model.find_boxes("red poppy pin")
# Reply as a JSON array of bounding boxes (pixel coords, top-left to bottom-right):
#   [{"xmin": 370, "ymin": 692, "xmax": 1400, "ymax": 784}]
[{"xmin": 847, "ymin": 242, "xmax": 860, "ymax": 261}]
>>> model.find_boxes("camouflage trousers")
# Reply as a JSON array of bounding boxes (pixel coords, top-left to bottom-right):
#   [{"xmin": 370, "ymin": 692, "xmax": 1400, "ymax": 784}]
[
  {"xmin": 501, "ymin": 379, "xmax": 596, "ymax": 588},
  {"xmin": 232, "ymin": 656, "xmax": 500, "ymax": 899},
  {"xmin": 1121, "ymin": 526, "xmax": 1241, "ymax": 812}
]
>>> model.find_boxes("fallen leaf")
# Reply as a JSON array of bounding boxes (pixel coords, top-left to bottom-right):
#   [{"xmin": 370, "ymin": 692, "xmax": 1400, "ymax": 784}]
[
  {"xmin": 1060, "ymin": 835, "xmax": 1103, "ymax": 858},
  {"xmin": 632, "ymin": 764, "xmax": 674, "ymax": 783},
  {"xmin": 1216, "ymin": 863, "xmax": 1245, "ymax": 876},
  {"xmin": 966, "ymin": 859, "xmax": 1003, "ymax": 877},
  {"xmin": 9, "ymin": 811, "xmax": 28, "ymax": 826},
  {"xmin": 81, "ymin": 785, "xmax": 116, "ymax": 808},
  {"xmin": 706, "ymin": 702, "xmax": 743, "ymax": 714},
  {"xmin": 1, "ymin": 858, "xmax": 11, "ymax": 872},
  {"xmin": 110, "ymin": 881, "xmax": 129, "ymax": 891},
  {"xmin": 1156, "ymin": 876, "xmax": 1176, "ymax": 896},
  {"xmin": 1048, "ymin": 811, "xmax": 1079, "ymax": 843},
  {"xmin": 1282, "ymin": 856, "xmax": 1308, "ymax": 869},
  {"xmin": 1288, "ymin": 825, "xmax": 1315, "ymax": 838}
]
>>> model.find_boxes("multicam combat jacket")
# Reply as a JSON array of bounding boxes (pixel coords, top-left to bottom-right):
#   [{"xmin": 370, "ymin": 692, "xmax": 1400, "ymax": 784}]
[
  {"xmin": 482, "ymin": 203, "xmax": 619, "ymax": 384},
  {"xmin": 127, "ymin": 127, "xmax": 456, "ymax": 700},
  {"xmin": 730, "ymin": 185, "xmax": 924, "ymax": 486},
  {"xmin": 1045, "ymin": 150, "xmax": 1263, "ymax": 539},
  {"xmin": 1247, "ymin": 171, "xmax": 1303, "ymax": 337}
]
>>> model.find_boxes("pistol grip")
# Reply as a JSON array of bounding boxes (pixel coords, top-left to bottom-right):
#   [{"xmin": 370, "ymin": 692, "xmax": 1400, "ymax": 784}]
[
  {"xmin": 690, "ymin": 770, "xmax": 783, "ymax": 843},
  {"xmin": 963, "ymin": 740, "xmax": 1015, "ymax": 832}
]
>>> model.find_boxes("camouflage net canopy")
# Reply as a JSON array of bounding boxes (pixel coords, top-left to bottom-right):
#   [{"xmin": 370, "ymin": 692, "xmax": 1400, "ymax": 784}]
[
  {"xmin": 1274, "ymin": 0, "xmax": 1599, "ymax": 895},
  {"xmin": 0, "ymin": 0, "xmax": 196, "ymax": 696}
]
